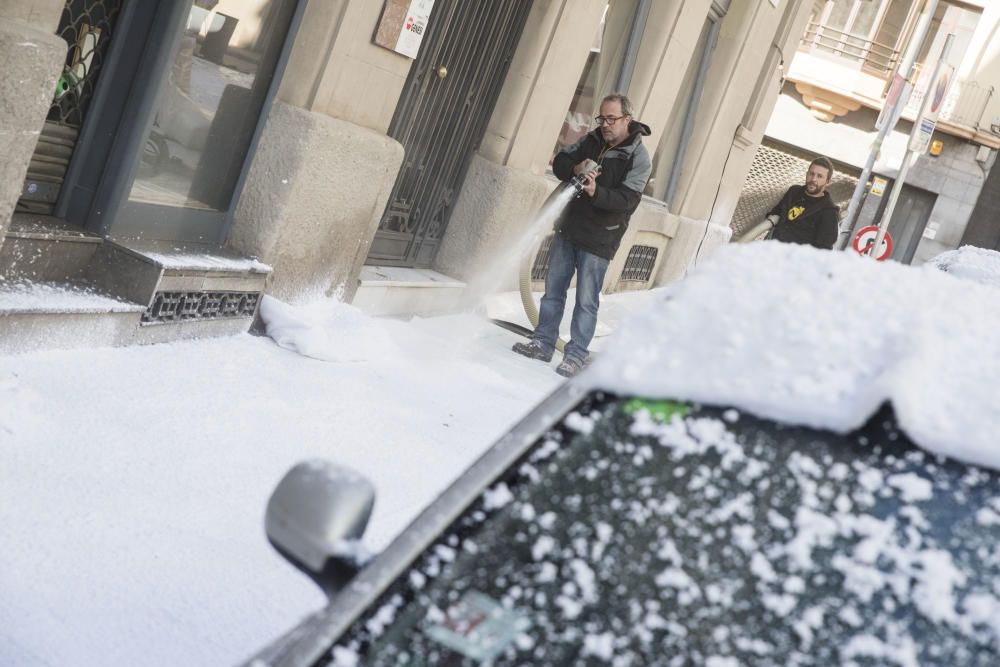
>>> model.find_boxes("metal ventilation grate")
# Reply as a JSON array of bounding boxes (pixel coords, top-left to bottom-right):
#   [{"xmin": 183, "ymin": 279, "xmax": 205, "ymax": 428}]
[
  {"xmin": 619, "ymin": 245, "xmax": 659, "ymax": 282},
  {"xmin": 730, "ymin": 140, "xmax": 858, "ymax": 238},
  {"xmin": 530, "ymin": 234, "xmax": 555, "ymax": 281},
  {"xmin": 141, "ymin": 291, "xmax": 260, "ymax": 325}
]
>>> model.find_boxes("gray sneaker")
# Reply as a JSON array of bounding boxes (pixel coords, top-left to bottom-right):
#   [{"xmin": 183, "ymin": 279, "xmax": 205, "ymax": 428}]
[
  {"xmin": 512, "ymin": 340, "xmax": 553, "ymax": 362},
  {"xmin": 555, "ymin": 357, "xmax": 583, "ymax": 378}
]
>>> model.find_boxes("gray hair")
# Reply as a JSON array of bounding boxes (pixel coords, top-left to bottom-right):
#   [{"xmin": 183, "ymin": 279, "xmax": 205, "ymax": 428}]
[{"xmin": 602, "ymin": 93, "xmax": 634, "ymax": 118}]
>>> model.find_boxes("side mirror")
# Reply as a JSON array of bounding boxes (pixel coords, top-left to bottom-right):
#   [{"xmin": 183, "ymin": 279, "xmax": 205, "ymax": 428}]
[{"xmin": 265, "ymin": 460, "xmax": 376, "ymax": 597}]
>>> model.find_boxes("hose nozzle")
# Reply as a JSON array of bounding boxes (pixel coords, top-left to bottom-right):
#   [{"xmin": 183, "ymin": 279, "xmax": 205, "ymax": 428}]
[{"xmin": 569, "ymin": 162, "xmax": 602, "ymax": 197}]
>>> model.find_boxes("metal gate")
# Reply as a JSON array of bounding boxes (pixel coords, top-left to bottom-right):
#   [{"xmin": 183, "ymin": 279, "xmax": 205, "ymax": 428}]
[
  {"xmin": 367, "ymin": 0, "xmax": 533, "ymax": 267},
  {"xmin": 17, "ymin": 0, "xmax": 123, "ymax": 215}
]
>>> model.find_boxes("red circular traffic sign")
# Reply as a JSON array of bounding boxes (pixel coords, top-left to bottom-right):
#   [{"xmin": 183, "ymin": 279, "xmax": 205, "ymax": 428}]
[{"xmin": 853, "ymin": 225, "xmax": 893, "ymax": 261}]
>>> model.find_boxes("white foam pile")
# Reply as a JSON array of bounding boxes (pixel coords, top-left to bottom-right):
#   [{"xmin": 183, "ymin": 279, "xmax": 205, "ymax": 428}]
[{"xmin": 591, "ymin": 242, "xmax": 1000, "ymax": 470}]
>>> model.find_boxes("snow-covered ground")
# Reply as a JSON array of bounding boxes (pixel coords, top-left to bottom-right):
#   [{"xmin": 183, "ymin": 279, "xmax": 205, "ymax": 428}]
[
  {"xmin": 3, "ymin": 241, "xmax": 1000, "ymax": 666},
  {"xmin": 0, "ymin": 294, "xmax": 588, "ymax": 667}
]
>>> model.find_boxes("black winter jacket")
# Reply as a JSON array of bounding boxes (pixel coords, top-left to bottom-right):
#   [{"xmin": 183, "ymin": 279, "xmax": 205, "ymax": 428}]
[
  {"xmin": 552, "ymin": 121, "xmax": 652, "ymax": 260},
  {"xmin": 767, "ymin": 185, "xmax": 839, "ymax": 249}
]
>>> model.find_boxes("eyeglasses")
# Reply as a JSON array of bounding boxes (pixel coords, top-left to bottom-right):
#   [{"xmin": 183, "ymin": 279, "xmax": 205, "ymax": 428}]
[{"xmin": 594, "ymin": 115, "xmax": 626, "ymax": 126}]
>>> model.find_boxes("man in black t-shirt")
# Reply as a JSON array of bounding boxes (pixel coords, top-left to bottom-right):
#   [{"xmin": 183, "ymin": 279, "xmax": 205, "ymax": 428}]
[{"xmin": 765, "ymin": 157, "xmax": 839, "ymax": 249}]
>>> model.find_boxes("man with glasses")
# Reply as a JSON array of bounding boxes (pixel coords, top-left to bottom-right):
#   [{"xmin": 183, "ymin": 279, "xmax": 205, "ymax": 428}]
[{"xmin": 513, "ymin": 93, "xmax": 651, "ymax": 377}]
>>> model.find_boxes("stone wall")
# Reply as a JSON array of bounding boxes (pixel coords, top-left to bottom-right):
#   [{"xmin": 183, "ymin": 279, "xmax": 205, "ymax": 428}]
[{"xmin": 0, "ymin": 1, "xmax": 67, "ymax": 247}]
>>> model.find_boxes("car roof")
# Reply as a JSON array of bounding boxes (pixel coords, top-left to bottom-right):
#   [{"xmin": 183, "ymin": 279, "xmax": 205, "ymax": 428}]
[{"xmin": 589, "ymin": 242, "xmax": 1000, "ymax": 472}]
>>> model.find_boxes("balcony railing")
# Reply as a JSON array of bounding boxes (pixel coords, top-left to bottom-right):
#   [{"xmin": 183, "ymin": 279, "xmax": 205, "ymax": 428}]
[
  {"xmin": 905, "ymin": 77, "xmax": 995, "ymax": 130},
  {"xmin": 801, "ymin": 21, "xmax": 901, "ymax": 74}
]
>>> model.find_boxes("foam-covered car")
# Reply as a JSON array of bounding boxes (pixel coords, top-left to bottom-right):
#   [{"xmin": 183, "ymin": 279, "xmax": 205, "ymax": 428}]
[{"xmin": 246, "ymin": 244, "xmax": 1000, "ymax": 666}]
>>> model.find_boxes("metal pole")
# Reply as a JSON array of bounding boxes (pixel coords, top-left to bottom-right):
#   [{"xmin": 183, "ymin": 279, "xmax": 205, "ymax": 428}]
[
  {"xmin": 866, "ymin": 33, "xmax": 954, "ymax": 260},
  {"xmin": 835, "ymin": 0, "xmax": 940, "ymax": 250}
]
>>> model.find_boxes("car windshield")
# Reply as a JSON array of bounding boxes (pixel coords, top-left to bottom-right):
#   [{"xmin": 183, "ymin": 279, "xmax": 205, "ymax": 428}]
[{"xmin": 324, "ymin": 392, "xmax": 1000, "ymax": 666}]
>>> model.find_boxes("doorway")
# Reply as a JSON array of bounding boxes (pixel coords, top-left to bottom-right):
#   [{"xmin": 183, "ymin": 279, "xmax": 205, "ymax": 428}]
[
  {"xmin": 876, "ymin": 182, "xmax": 936, "ymax": 263},
  {"xmin": 367, "ymin": 0, "xmax": 534, "ymax": 268}
]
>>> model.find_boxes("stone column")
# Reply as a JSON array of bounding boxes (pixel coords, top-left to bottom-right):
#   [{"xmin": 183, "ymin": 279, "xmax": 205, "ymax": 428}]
[
  {"xmin": 226, "ymin": 0, "xmax": 410, "ymax": 303},
  {"xmin": 0, "ymin": 1, "xmax": 66, "ymax": 246}
]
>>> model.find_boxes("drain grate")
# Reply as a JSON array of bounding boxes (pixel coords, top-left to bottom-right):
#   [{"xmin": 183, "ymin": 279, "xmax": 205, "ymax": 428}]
[
  {"xmin": 142, "ymin": 291, "xmax": 260, "ymax": 325},
  {"xmin": 619, "ymin": 245, "xmax": 659, "ymax": 282}
]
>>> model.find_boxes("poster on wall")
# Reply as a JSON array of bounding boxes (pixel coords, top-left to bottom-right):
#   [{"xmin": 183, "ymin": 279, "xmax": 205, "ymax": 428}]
[{"xmin": 374, "ymin": 0, "xmax": 436, "ymax": 59}]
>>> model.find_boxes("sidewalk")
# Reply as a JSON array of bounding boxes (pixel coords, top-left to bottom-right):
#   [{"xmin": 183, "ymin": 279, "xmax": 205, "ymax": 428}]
[
  {"xmin": 0, "ymin": 296, "xmax": 570, "ymax": 667},
  {"xmin": 0, "ymin": 284, "xmax": 661, "ymax": 666}
]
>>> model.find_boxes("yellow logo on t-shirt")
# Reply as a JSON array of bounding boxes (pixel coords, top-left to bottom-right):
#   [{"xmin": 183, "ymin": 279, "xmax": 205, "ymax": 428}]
[{"xmin": 788, "ymin": 205, "xmax": 805, "ymax": 221}]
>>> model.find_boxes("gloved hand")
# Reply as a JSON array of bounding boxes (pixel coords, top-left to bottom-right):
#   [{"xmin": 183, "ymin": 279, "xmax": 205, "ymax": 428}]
[{"xmin": 573, "ymin": 159, "xmax": 599, "ymax": 176}]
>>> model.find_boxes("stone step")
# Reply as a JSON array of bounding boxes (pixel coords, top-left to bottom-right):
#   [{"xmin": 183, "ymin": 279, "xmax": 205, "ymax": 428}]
[
  {"xmin": 0, "ymin": 281, "xmax": 144, "ymax": 354},
  {"xmin": 0, "ymin": 238, "xmax": 274, "ymax": 354},
  {"xmin": 0, "ymin": 279, "xmax": 264, "ymax": 354},
  {"xmin": 352, "ymin": 266, "xmax": 466, "ymax": 317},
  {"xmin": 0, "ymin": 214, "xmax": 103, "ymax": 282},
  {"xmin": 85, "ymin": 240, "xmax": 271, "ymax": 325}
]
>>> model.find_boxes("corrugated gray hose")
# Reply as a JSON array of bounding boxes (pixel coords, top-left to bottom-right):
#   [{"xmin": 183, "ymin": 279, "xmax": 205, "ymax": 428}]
[{"xmin": 734, "ymin": 214, "xmax": 778, "ymax": 243}]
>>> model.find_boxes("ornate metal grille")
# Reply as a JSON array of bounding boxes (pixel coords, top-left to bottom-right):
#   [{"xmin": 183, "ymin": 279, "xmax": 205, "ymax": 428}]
[
  {"xmin": 51, "ymin": 0, "xmax": 123, "ymax": 127},
  {"xmin": 730, "ymin": 139, "xmax": 858, "ymax": 239},
  {"xmin": 619, "ymin": 245, "xmax": 659, "ymax": 282},
  {"xmin": 368, "ymin": 0, "xmax": 534, "ymax": 267},
  {"xmin": 141, "ymin": 291, "xmax": 261, "ymax": 325},
  {"xmin": 530, "ymin": 234, "xmax": 554, "ymax": 281},
  {"xmin": 18, "ymin": 0, "xmax": 123, "ymax": 215}
]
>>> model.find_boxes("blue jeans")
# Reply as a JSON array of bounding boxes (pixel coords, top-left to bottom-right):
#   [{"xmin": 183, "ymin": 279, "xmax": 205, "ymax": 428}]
[{"xmin": 532, "ymin": 234, "xmax": 609, "ymax": 363}]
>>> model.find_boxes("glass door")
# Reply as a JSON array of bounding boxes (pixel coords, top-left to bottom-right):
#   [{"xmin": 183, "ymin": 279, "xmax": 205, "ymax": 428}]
[{"xmin": 101, "ymin": 0, "xmax": 299, "ymax": 246}]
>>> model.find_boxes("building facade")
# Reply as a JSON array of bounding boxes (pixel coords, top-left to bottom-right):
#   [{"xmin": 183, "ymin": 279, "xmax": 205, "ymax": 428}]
[
  {"xmin": 733, "ymin": 0, "xmax": 1000, "ymax": 263},
  {"xmin": 0, "ymin": 0, "xmax": 815, "ymax": 353}
]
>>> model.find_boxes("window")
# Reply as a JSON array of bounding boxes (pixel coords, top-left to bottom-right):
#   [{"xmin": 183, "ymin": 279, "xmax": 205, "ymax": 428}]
[
  {"xmin": 553, "ymin": 0, "xmax": 647, "ymax": 157},
  {"xmin": 128, "ymin": 0, "xmax": 294, "ymax": 211},
  {"xmin": 902, "ymin": 2, "xmax": 981, "ymax": 116},
  {"xmin": 553, "ymin": 3, "xmax": 610, "ymax": 155},
  {"xmin": 913, "ymin": 2, "xmax": 981, "ymax": 82},
  {"xmin": 807, "ymin": 0, "xmax": 897, "ymax": 72}
]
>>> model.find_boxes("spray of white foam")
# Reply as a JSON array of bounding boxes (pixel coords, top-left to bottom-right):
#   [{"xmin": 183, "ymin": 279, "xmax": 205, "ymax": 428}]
[{"xmin": 463, "ymin": 184, "xmax": 576, "ymax": 307}]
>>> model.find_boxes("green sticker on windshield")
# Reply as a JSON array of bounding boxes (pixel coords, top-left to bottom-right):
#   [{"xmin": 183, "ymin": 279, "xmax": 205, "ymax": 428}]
[{"xmin": 622, "ymin": 398, "xmax": 689, "ymax": 423}]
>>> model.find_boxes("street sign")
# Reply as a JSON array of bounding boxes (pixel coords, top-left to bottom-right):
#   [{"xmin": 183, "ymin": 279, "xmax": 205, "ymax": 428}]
[
  {"xmin": 909, "ymin": 62, "xmax": 954, "ymax": 153},
  {"xmin": 853, "ymin": 225, "xmax": 893, "ymax": 261},
  {"xmin": 871, "ymin": 177, "xmax": 887, "ymax": 197},
  {"xmin": 875, "ymin": 73, "xmax": 912, "ymax": 132},
  {"xmin": 374, "ymin": 0, "xmax": 436, "ymax": 59}
]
